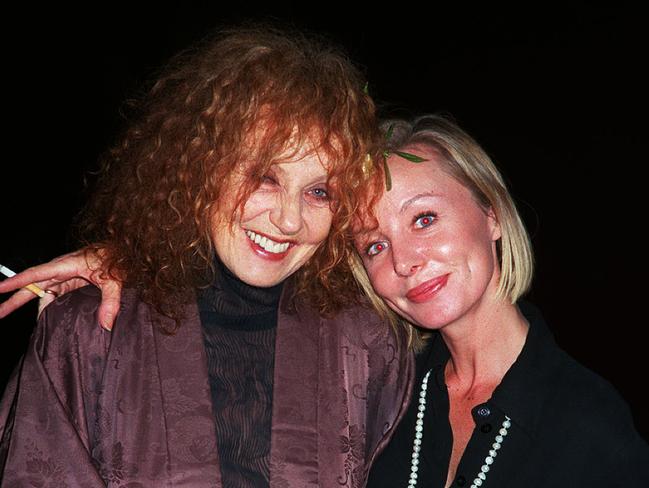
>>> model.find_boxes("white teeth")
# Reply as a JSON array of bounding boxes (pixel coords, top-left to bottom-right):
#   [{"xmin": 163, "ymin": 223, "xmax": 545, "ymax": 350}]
[{"xmin": 245, "ymin": 230, "xmax": 290, "ymax": 254}]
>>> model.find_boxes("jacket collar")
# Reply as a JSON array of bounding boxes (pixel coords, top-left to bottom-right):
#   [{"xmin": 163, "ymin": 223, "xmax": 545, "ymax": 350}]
[
  {"xmin": 427, "ymin": 301, "xmax": 563, "ymax": 440},
  {"xmin": 490, "ymin": 301, "xmax": 564, "ymax": 440}
]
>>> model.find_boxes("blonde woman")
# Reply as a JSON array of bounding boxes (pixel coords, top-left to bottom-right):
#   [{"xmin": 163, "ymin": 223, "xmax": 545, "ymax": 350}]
[{"xmin": 354, "ymin": 116, "xmax": 649, "ymax": 487}]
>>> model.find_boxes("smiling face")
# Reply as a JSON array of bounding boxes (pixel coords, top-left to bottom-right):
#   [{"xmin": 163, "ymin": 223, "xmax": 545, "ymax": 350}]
[
  {"xmin": 355, "ymin": 145, "xmax": 502, "ymax": 330},
  {"xmin": 211, "ymin": 148, "xmax": 333, "ymax": 287}
]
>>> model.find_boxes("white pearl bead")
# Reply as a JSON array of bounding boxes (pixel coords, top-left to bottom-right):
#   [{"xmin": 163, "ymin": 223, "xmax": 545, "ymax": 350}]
[
  {"xmin": 408, "ymin": 369, "xmax": 511, "ymax": 488},
  {"xmin": 409, "ymin": 370, "xmax": 433, "ymax": 487}
]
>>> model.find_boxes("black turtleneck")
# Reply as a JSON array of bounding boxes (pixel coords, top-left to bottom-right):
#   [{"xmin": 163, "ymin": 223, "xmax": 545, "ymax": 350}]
[{"xmin": 197, "ymin": 258, "xmax": 283, "ymax": 488}]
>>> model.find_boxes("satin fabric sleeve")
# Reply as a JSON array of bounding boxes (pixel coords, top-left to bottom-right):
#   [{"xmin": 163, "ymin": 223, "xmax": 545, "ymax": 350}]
[{"xmin": 0, "ymin": 288, "xmax": 109, "ymax": 487}]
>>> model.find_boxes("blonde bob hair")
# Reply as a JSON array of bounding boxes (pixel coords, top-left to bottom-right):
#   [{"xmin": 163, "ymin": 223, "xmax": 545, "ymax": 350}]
[{"xmin": 349, "ymin": 114, "xmax": 534, "ymax": 349}]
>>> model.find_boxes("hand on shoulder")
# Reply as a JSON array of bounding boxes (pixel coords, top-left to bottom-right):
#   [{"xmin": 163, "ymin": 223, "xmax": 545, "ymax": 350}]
[{"xmin": 0, "ymin": 248, "xmax": 122, "ymax": 330}]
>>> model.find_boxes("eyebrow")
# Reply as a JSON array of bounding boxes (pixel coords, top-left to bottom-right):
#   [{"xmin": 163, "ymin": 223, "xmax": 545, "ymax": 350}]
[
  {"xmin": 401, "ymin": 191, "xmax": 440, "ymax": 213},
  {"xmin": 270, "ymin": 164, "xmax": 329, "ymax": 186}
]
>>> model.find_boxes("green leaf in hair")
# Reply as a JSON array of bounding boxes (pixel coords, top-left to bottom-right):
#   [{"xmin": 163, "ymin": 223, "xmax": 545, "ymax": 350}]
[
  {"xmin": 382, "ymin": 160, "xmax": 392, "ymax": 191},
  {"xmin": 375, "ymin": 124, "xmax": 427, "ymax": 190},
  {"xmin": 393, "ymin": 151, "xmax": 427, "ymax": 163}
]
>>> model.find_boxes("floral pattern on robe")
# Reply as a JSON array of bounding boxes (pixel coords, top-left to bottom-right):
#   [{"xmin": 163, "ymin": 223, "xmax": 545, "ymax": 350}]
[{"xmin": 1, "ymin": 285, "xmax": 413, "ymax": 487}]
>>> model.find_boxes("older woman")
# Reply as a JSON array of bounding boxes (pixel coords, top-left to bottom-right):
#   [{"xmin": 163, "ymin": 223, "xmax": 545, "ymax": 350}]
[
  {"xmin": 0, "ymin": 27, "xmax": 411, "ymax": 487},
  {"xmin": 353, "ymin": 116, "xmax": 649, "ymax": 487}
]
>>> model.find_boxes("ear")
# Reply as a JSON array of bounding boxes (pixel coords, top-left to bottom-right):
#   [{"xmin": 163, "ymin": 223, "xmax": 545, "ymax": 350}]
[{"xmin": 486, "ymin": 207, "xmax": 501, "ymax": 241}]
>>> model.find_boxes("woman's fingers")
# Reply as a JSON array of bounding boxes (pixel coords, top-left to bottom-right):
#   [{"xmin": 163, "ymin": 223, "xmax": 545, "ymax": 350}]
[
  {"xmin": 1, "ymin": 249, "xmax": 123, "ymax": 329},
  {"xmin": 96, "ymin": 279, "xmax": 122, "ymax": 331},
  {"xmin": 37, "ymin": 289, "xmax": 61, "ymax": 317},
  {"xmin": 0, "ymin": 289, "xmax": 38, "ymax": 318},
  {"xmin": 0, "ymin": 249, "xmax": 112, "ymax": 320},
  {"xmin": 0, "ymin": 251, "xmax": 90, "ymax": 295}
]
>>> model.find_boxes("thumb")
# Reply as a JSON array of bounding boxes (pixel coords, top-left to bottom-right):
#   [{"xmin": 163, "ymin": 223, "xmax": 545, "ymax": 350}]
[{"xmin": 97, "ymin": 280, "xmax": 122, "ymax": 331}]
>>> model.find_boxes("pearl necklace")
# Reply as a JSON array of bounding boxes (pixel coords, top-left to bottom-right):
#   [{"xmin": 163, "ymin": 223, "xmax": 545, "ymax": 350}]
[
  {"xmin": 408, "ymin": 369, "xmax": 511, "ymax": 488},
  {"xmin": 408, "ymin": 369, "xmax": 431, "ymax": 486}
]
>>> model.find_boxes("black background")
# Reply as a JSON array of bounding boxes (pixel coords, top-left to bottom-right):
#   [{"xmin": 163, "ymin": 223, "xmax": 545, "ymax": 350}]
[{"xmin": 1, "ymin": 3, "xmax": 647, "ymax": 440}]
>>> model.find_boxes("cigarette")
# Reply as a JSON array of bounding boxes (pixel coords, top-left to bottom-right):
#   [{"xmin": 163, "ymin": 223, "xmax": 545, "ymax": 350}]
[{"xmin": 0, "ymin": 264, "xmax": 46, "ymax": 298}]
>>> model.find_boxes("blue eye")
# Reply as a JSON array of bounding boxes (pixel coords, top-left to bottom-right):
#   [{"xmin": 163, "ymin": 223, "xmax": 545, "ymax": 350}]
[
  {"xmin": 367, "ymin": 241, "xmax": 389, "ymax": 256},
  {"xmin": 414, "ymin": 213, "xmax": 436, "ymax": 229},
  {"xmin": 309, "ymin": 187, "xmax": 329, "ymax": 200}
]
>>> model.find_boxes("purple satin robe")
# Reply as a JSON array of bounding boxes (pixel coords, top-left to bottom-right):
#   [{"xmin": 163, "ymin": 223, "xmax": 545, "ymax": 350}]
[{"xmin": 0, "ymin": 285, "xmax": 414, "ymax": 487}]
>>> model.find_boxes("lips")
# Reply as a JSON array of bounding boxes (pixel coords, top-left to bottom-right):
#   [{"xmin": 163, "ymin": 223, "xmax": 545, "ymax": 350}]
[
  {"xmin": 406, "ymin": 274, "xmax": 449, "ymax": 303},
  {"xmin": 245, "ymin": 230, "xmax": 294, "ymax": 260}
]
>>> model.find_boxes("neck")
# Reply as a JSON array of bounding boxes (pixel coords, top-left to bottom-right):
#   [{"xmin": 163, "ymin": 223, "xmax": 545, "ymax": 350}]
[
  {"xmin": 198, "ymin": 255, "xmax": 284, "ymax": 319},
  {"xmin": 440, "ymin": 295, "xmax": 528, "ymax": 396}
]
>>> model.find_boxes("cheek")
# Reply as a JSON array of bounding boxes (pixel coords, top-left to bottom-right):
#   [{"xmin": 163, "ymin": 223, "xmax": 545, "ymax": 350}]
[
  {"xmin": 305, "ymin": 208, "xmax": 334, "ymax": 244},
  {"xmin": 238, "ymin": 192, "xmax": 271, "ymax": 223}
]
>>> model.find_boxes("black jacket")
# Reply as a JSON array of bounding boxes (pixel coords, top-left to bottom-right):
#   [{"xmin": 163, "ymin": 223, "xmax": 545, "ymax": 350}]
[{"xmin": 368, "ymin": 301, "xmax": 649, "ymax": 487}]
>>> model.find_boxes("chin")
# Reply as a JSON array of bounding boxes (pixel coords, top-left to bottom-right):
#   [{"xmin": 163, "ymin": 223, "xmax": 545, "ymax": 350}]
[
  {"xmin": 398, "ymin": 300, "xmax": 460, "ymax": 331},
  {"xmin": 236, "ymin": 269, "xmax": 287, "ymax": 288},
  {"xmin": 231, "ymin": 266, "xmax": 291, "ymax": 288}
]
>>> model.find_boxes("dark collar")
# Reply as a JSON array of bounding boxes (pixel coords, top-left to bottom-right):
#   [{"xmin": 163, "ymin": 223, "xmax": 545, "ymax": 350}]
[
  {"xmin": 197, "ymin": 256, "xmax": 284, "ymax": 330},
  {"xmin": 425, "ymin": 301, "xmax": 563, "ymax": 440},
  {"xmin": 490, "ymin": 301, "xmax": 564, "ymax": 439}
]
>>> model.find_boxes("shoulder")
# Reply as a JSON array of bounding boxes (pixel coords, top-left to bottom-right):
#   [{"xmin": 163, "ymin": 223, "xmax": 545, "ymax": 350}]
[
  {"xmin": 547, "ymin": 346, "xmax": 646, "ymax": 450},
  {"xmin": 37, "ymin": 285, "xmax": 105, "ymax": 351},
  {"xmin": 321, "ymin": 303, "xmax": 412, "ymax": 384},
  {"xmin": 321, "ymin": 302, "xmax": 402, "ymax": 350},
  {"xmin": 36, "ymin": 286, "xmax": 144, "ymax": 359},
  {"xmin": 520, "ymin": 302, "xmax": 639, "ymax": 437},
  {"xmin": 517, "ymin": 303, "xmax": 647, "ymax": 453},
  {"xmin": 556, "ymin": 354, "xmax": 649, "ymax": 473},
  {"xmin": 557, "ymin": 351, "xmax": 634, "ymax": 416}
]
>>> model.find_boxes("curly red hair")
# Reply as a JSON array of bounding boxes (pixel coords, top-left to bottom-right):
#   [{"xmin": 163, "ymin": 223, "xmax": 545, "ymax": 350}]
[{"xmin": 79, "ymin": 25, "xmax": 385, "ymax": 322}]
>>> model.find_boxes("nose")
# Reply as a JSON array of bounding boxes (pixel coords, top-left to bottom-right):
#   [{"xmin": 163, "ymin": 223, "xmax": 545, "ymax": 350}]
[
  {"xmin": 391, "ymin": 242, "xmax": 422, "ymax": 277},
  {"xmin": 269, "ymin": 193, "xmax": 303, "ymax": 235}
]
